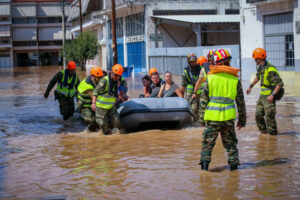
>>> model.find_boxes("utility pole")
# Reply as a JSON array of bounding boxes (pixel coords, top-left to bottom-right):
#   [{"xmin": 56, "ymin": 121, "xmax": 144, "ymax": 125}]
[
  {"xmin": 79, "ymin": 0, "xmax": 83, "ymax": 34},
  {"xmin": 111, "ymin": 0, "xmax": 118, "ymax": 65},
  {"xmin": 62, "ymin": 0, "xmax": 66, "ymax": 69}
]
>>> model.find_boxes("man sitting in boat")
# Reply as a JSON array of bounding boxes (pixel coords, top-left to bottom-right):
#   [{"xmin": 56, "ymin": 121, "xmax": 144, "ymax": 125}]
[
  {"xmin": 157, "ymin": 71, "xmax": 183, "ymax": 98},
  {"xmin": 149, "ymin": 71, "xmax": 165, "ymax": 97}
]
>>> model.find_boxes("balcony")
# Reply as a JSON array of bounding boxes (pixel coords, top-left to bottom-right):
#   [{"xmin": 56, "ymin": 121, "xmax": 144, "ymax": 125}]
[{"xmin": 246, "ymin": 0, "xmax": 290, "ymax": 4}]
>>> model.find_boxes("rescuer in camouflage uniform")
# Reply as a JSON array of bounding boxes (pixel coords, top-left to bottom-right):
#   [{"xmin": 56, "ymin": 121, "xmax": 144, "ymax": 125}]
[
  {"xmin": 91, "ymin": 64, "xmax": 123, "ymax": 135},
  {"xmin": 44, "ymin": 61, "xmax": 80, "ymax": 120},
  {"xmin": 199, "ymin": 49, "xmax": 246, "ymax": 171},
  {"xmin": 247, "ymin": 48, "xmax": 284, "ymax": 135},
  {"xmin": 181, "ymin": 53, "xmax": 202, "ymax": 121},
  {"xmin": 77, "ymin": 66, "xmax": 104, "ymax": 131}
]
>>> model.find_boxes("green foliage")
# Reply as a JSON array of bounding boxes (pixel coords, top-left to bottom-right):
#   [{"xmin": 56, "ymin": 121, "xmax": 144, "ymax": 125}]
[{"xmin": 62, "ymin": 31, "xmax": 99, "ymax": 70}]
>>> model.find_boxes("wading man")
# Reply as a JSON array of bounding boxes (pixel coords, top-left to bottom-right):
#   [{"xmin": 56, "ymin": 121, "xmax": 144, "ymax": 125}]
[
  {"xmin": 246, "ymin": 48, "xmax": 283, "ymax": 135},
  {"xmin": 77, "ymin": 66, "xmax": 104, "ymax": 131},
  {"xmin": 199, "ymin": 49, "xmax": 246, "ymax": 171},
  {"xmin": 44, "ymin": 61, "xmax": 80, "ymax": 120},
  {"xmin": 91, "ymin": 64, "xmax": 123, "ymax": 135}
]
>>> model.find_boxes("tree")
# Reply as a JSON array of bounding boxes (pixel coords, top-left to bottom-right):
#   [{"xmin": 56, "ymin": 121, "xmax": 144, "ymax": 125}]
[{"xmin": 63, "ymin": 31, "xmax": 99, "ymax": 71}]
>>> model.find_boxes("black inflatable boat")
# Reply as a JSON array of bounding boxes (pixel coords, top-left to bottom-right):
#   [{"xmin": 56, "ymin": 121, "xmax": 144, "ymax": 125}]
[{"xmin": 117, "ymin": 97, "xmax": 194, "ymax": 130}]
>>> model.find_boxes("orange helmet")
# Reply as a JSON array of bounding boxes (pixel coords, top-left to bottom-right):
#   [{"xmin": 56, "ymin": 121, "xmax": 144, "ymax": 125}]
[
  {"xmin": 112, "ymin": 64, "xmax": 123, "ymax": 76},
  {"xmin": 67, "ymin": 61, "xmax": 76, "ymax": 70},
  {"xmin": 90, "ymin": 66, "xmax": 103, "ymax": 78},
  {"xmin": 197, "ymin": 56, "xmax": 208, "ymax": 66},
  {"xmin": 207, "ymin": 50, "xmax": 215, "ymax": 61},
  {"xmin": 252, "ymin": 48, "xmax": 267, "ymax": 59},
  {"xmin": 214, "ymin": 49, "xmax": 232, "ymax": 64},
  {"xmin": 149, "ymin": 67, "xmax": 158, "ymax": 76}
]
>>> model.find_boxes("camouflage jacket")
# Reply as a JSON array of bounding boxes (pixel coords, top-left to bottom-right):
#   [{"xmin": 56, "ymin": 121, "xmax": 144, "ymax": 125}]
[
  {"xmin": 181, "ymin": 65, "xmax": 201, "ymax": 87},
  {"xmin": 92, "ymin": 75, "xmax": 118, "ymax": 98},
  {"xmin": 256, "ymin": 61, "xmax": 284, "ymax": 87},
  {"xmin": 199, "ymin": 78, "xmax": 246, "ymax": 127}
]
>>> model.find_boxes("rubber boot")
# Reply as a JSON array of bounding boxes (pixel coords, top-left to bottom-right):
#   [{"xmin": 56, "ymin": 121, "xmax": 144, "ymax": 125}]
[
  {"xmin": 230, "ymin": 164, "xmax": 238, "ymax": 171},
  {"xmin": 201, "ymin": 161, "xmax": 209, "ymax": 171}
]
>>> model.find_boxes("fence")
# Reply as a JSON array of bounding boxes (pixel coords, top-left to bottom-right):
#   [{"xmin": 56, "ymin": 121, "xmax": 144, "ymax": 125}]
[{"xmin": 148, "ymin": 45, "xmax": 241, "ymax": 76}]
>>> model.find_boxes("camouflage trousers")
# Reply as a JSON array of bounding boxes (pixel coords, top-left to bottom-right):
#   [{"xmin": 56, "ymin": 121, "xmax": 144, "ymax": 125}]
[
  {"xmin": 80, "ymin": 107, "xmax": 99, "ymax": 132},
  {"xmin": 57, "ymin": 96, "xmax": 75, "ymax": 120},
  {"xmin": 185, "ymin": 93, "xmax": 201, "ymax": 121},
  {"xmin": 255, "ymin": 95, "xmax": 277, "ymax": 135},
  {"xmin": 95, "ymin": 106, "xmax": 120, "ymax": 135},
  {"xmin": 200, "ymin": 123, "xmax": 239, "ymax": 165}
]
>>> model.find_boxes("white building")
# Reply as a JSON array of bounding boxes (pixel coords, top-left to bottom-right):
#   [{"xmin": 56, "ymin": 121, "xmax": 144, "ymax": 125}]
[
  {"xmin": 69, "ymin": 0, "xmax": 241, "ymax": 73},
  {"xmin": 240, "ymin": 0, "xmax": 300, "ymax": 80}
]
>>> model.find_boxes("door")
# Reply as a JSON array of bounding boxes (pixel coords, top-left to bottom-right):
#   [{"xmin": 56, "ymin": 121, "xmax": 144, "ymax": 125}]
[{"xmin": 264, "ymin": 13, "xmax": 294, "ymax": 69}]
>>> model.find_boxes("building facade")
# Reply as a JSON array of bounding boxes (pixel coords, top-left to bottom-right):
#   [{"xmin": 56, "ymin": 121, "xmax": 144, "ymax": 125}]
[
  {"xmin": 69, "ymin": 0, "xmax": 240, "ymax": 72},
  {"xmin": 240, "ymin": 0, "xmax": 300, "ymax": 80},
  {"xmin": 0, "ymin": 0, "xmax": 72, "ymax": 68}
]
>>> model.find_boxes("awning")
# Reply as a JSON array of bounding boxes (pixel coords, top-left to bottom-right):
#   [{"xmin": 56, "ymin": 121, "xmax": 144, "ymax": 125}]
[
  {"xmin": 67, "ymin": 0, "xmax": 90, "ymax": 22},
  {"xmin": 152, "ymin": 15, "xmax": 240, "ymax": 23}
]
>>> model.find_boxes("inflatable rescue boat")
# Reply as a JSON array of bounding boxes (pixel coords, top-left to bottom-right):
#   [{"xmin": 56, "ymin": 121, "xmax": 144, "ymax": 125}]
[{"xmin": 117, "ymin": 97, "xmax": 194, "ymax": 130}]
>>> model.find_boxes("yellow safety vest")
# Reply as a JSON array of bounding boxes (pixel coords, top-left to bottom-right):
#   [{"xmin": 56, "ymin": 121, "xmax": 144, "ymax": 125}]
[
  {"xmin": 56, "ymin": 70, "xmax": 78, "ymax": 98},
  {"xmin": 184, "ymin": 68, "xmax": 202, "ymax": 95},
  {"xmin": 96, "ymin": 76, "xmax": 116, "ymax": 110},
  {"xmin": 204, "ymin": 72, "xmax": 238, "ymax": 121},
  {"xmin": 260, "ymin": 62, "xmax": 280, "ymax": 96},
  {"xmin": 77, "ymin": 77, "xmax": 95, "ymax": 108}
]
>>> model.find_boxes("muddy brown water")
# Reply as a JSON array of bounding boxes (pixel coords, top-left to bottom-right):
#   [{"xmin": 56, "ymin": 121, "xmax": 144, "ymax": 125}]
[{"xmin": 0, "ymin": 66, "xmax": 300, "ymax": 199}]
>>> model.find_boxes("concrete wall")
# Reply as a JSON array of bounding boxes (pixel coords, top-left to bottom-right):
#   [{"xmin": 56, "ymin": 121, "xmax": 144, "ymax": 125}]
[
  {"xmin": 148, "ymin": 45, "xmax": 240, "ymax": 75},
  {"xmin": 240, "ymin": 0, "xmax": 299, "ymax": 80}
]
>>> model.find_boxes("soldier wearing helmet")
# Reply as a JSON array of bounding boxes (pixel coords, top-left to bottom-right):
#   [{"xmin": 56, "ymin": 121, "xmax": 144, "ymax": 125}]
[
  {"xmin": 77, "ymin": 66, "xmax": 104, "ymax": 131},
  {"xmin": 44, "ymin": 61, "xmax": 80, "ymax": 120},
  {"xmin": 247, "ymin": 48, "xmax": 284, "ymax": 135},
  {"xmin": 199, "ymin": 49, "xmax": 246, "ymax": 171},
  {"xmin": 92, "ymin": 64, "xmax": 123, "ymax": 134},
  {"xmin": 181, "ymin": 53, "xmax": 202, "ymax": 121},
  {"xmin": 192, "ymin": 56, "xmax": 210, "ymax": 101}
]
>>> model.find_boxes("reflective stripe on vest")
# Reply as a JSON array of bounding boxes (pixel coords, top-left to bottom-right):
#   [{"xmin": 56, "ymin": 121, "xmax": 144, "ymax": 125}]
[
  {"xmin": 260, "ymin": 62, "xmax": 280, "ymax": 96},
  {"xmin": 184, "ymin": 69, "xmax": 201, "ymax": 94},
  {"xmin": 77, "ymin": 77, "xmax": 95, "ymax": 108},
  {"xmin": 56, "ymin": 70, "xmax": 77, "ymax": 97},
  {"xmin": 204, "ymin": 73, "xmax": 238, "ymax": 121},
  {"xmin": 96, "ymin": 76, "xmax": 116, "ymax": 109}
]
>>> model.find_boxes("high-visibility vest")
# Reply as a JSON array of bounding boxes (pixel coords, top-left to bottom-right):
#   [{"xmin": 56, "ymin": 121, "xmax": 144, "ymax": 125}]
[
  {"xmin": 77, "ymin": 76, "xmax": 95, "ymax": 108},
  {"xmin": 184, "ymin": 67, "xmax": 202, "ymax": 95},
  {"xmin": 96, "ymin": 76, "xmax": 116, "ymax": 110},
  {"xmin": 204, "ymin": 72, "xmax": 238, "ymax": 121},
  {"xmin": 56, "ymin": 70, "xmax": 78, "ymax": 97},
  {"xmin": 260, "ymin": 62, "xmax": 280, "ymax": 96}
]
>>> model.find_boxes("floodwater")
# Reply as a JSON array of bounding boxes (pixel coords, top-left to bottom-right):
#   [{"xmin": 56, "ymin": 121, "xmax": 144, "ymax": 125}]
[{"xmin": 0, "ymin": 66, "xmax": 300, "ymax": 200}]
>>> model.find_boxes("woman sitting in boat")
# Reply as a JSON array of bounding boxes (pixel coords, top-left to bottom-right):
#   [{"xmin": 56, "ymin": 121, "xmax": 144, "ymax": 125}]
[
  {"xmin": 141, "ymin": 75, "xmax": 151, "ymax": 98},
  {"xmin": 157, "ymin": 71, "xmax": 183, "ymax": 98}
]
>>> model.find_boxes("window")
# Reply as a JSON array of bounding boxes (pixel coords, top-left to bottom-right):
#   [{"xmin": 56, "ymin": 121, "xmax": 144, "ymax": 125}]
[
  {"xmin": 12, "ymin": 17, "xmax": 36, "ymax": 24},
  {"xmin": 225, "ymin": 9, "xmax": 239, "ymax": 15},
  {"xmin": 13, "ymin": 41, "xmax": 37, "ymax": 47},
  {"xmin": 39, "ymin": 40, "xmax": 62, "ymax": 46},
  {"xmin": 37, "ymin": 17, "xmax": 62, "ymax": 24},
  {"xmin": 264, "ymin": 13, "xmax": 294, "ymax": 69},
  {"xmin": 108, "ymin": 17, "xmax": 123, "ymax": 39},
  {"xmin": 0, "ymin": 16, "xmax": 10, "ymax": 22},
  {"xmin": 126, "ymin": 12, "xmax": 144, "ymax": 37}
]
